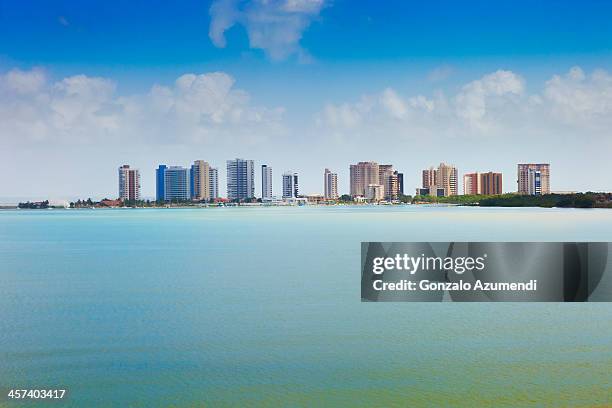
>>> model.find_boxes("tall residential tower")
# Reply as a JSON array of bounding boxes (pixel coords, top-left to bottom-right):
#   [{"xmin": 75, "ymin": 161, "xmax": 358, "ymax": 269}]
[
  {"xmin": 118, "ymin": 165, "xmax": 141, "ymax": 201},
  {"xmin": 282, "ymin": 172, "xmax": 299, "ymax": 199},
  {"xmin": 190, "ymin": 160, "xmax": 210, "ymax": 201},
  {"xmin": 227, "ymin": 158, "xmax": 255, "ymax": 201},
  {"xmin": 323, "ymin": 168, "xmax": 338, "ymax": 199},
  {"xmin": 261, "ymin": 165, "xmax": 273, "ymax": 199},
  {"xmin": 518, "ymin": 163, "xmax": 550, "ymax": 195}
]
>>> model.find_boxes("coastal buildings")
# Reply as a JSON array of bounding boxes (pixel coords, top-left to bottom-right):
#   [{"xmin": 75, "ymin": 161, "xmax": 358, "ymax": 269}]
[
  {"xmin": 282, "ymin": 172, "xmax": 299, "ymax": 199},
  {"xmin": 397, "ymin": 172, "xmax": 404, "ymax": 196},
  {"xmin": 156, "ymin": 165, "xmax": 167, "ymax": 201},
  {"xmin": 262, "ymin": 165, "xmax": 273, "ymax": 199},
  {"xmin": 227, "ymin": 158, "xmax": 255, "ymax": 201},
  {"xmin": 481, "ymin": 172, "xmax": 503, "ymax": 195},
  {"xmin": 324, "ymin": 168, "xmax": 338, "ymax": 200},
  {"xmin": 418, "ymin": 163, "xmax": 458, "ymax": 196},
  {"xmin": 349, "ymin": 161, "xmax": 400, "ymax": 200},
  {"xmin": 463, "ymin": 173, "xmax": 481, "ymax": 195},
  {"xmin": 350, "ymin": 161, "xmax": 380, "ymax": 197},
  {"xmin": 156, "ymin": 164, "xmax": 191, "ymax": 202},
  {"xmin": 190, "ymin": 160, "xmax": 210, "ymax": 201},
  {"xmin": 209, "ymin": 167, "xmax": 219, "ymax": 200},
  {"xmin": 518, "ymin": 163, "xmax": 550, "ymax": 195},
  {"xmin": 366, "ymin": 184, "xmax": 384, "ymax": 201},
  {"xmin": 118, "ymin": 165, "xmax": 141, "ymax": 201},
  {"xmin": 463, "ymin": 172, "xmax": 503, "ymax": 195}
]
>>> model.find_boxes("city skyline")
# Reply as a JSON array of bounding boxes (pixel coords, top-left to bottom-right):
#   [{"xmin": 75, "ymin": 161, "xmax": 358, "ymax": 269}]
[
  {"xmin": 118, "ymin": 160, "xmax": 553, "ymax": 203},
  {"xmin": 2, "ymin": 1, "xmax": 612, "ymax": 201}
]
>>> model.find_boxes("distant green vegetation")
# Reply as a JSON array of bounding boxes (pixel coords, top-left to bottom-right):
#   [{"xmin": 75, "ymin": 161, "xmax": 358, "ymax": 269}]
[
  {"xmin": 18, "ymin": 200, "xmax": 49, "ymax": 209},
  {"xmin": 413, "ymin": 193, "xmax": 612, "ymax": 208},
  {"xmin": 412, "ymin": 194, "xmax": 485, "ymax": 205}
]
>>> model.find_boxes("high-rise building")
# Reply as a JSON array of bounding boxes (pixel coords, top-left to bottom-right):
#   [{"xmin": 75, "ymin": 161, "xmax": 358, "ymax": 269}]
[
  {"xmin": 422, "ymin": 168, "xmax": 437, "ymax": 191},
  {"xmin": 282, "ymin": 172, "xmax": 299, "ymax": 199},
  {"xmin": 463, "ymin": 172, "xmax": 502, "ymax": 195},
  {"xmin": 438, "ymin": 163, "xmax": 458, "ymax": 196},
  {"xmin": 209, "ymin": 167, "xmax": 219, "ymax": 200},
  {"xmin": 156, "ymin": 165, "xmax": 167, "ymax": 201},
  {"xmin": 323, "ymin": 168, "xmax": 338, "ymax": 199},
  {"xmin": 481, "ymin": 172, "xmax": 503, "ymax": 195},
  {"xmin": 420, "ymin": 163, "xmax": 458, "ymax": 196},
  {"xmin": 518, "ymin": 164, "xmax": 550, "ymax": 195},
  {"xmin": 118, "ymin": 165, "xmax": 141, "ymax": 201},
  {"xmin": 227, "ymin": 158, "xmax": 254, "ymax": 201},
  {"xmin": 378, "ymin": 164, "xmax": 399, "ymax": 200},
  {"xmin": 463, "ymin": 173, "xmax": 481, "ymax": 195},
  {"xmin": 163, "ymin": 166, "xmax": 190, "ymax": 201},
  {"xmin": 396, "ymin": 172, "xmax": 404, "ymax": 196},
  {"xmin": 262, "ymin": 165, "xmax": 273, "ymax": 199},
  {"xmin": 379, "ymin": 165, "xmax": 399, "ymax": 200},
  {"xmin": 190, "ymin": 160, "xmax": 210, "ymax": 201},
  {"xmin": 350, "ymin": 161, "xmax": 380, "ymax": 197}
]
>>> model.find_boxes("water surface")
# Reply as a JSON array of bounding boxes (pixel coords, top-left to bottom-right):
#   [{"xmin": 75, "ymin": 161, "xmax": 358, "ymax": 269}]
[{"xmin": 0, "ymin": 206, "xmax": 611, "ymax": 407}]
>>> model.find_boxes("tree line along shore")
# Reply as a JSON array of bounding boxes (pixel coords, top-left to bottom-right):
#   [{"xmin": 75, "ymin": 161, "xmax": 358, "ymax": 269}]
[{"xmin": 12, "ymin": 193, "xmax": 612, "ymax": 209}]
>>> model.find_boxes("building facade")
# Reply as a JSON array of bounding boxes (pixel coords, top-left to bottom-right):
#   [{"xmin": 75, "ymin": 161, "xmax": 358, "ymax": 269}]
[
  {"xmin": 190, "ymin": 160, "xmax": 210, "ymax": 201},
  {"xmin": 463, "ymin": 173, "xmax": 481, "ymax": 195},
  {"xmin": 463, "ymin": 172, "xmax": 502, "ymax": 195},
  {"xmin": 156, "ymin": 165, "xmax": 167, "ymax": 201},
  {"xmin": 397, "ymin": 172, "xmax": 404, "ymax": 196},
  {"xmin": 209, "ymin": 167, "xmax": 219, "ymax": 199},
  {"xmin": 282, "ymin": 172, "xmax": 299, "ymax": 199},
  {"xmin": 350, "ymin": 161, "xmax": 380, "ymax": 197},
  {"xmin": 420, "ymin": 163, "xmax": 458, "ymax": 196},
  {"xmin": 227, "ymin": 158, "xmax": 255, "ymax": 201},
  {"xmin": 164, "ymin": 166, "xmax": 190, "ymax": 201},
  {"xmin": 518, "ymin": 163, "xmax": 550, "ymax": 195},
  {"xmin": 480, "ymin": 172, "xmax": 503, "ymax": 195},
  {"xmin": 366, "ymin": 184, "xmax": 384, "ymax": 201},
  {"xmin": 323, "ymin": 168, "xmax": 338, "ymax": 199},
  {"xmin": 262, "ymin": 165, "xmax": 273, "ymax": 199},
  {"xmin": 118, "ymin": 165, "xmax": 141, "ymax": 201}
]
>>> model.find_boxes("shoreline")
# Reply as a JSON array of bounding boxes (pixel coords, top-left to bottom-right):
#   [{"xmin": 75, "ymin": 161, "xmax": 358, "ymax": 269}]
[{"xmin": 2, "ymin": 203, "xmax": 611, "ymax": 211}]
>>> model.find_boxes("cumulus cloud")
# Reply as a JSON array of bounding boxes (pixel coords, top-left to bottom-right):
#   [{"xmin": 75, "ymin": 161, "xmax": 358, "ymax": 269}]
[
  {"xmin": 0, "ymin": 69, "xmax": 284, "ymax": 146},
  {"xmin": 317, "ymin": 67, "xmax": 612, "ymax": 142},
  {"xmin": 209, "ymin": 0, "xmax": 326, "ymax": 61},
  {"xmin": 455, "ymin": 70, "xmax": 524, "ymax": 129},
  {"xmin": 544, "ymin": 66, "xmax": 612, "ymax": 128}
]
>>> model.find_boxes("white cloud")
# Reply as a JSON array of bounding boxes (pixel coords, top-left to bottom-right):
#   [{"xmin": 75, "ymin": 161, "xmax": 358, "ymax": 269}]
[
  {"xmin": 544, "ymin": 66, "xmax": 612, "ymax": 128},
  {"xmin": 209, "ymin": 0, "xmax": 326, "ymax": 61},
  {"xmin": 455, "ymin": 70, "xmax": 524, "ymax": 129},
  {"xmin": 380, "ymin": 88, "xmax": 408, "ymax": 119},
  {"xmin": 0, "ymin": 69, "xmax": 284, "ymax": 146},
  {"xmin": 1, "ymin": 68, "xmax": 47, "ymax": 94},
  {"xmin": 317, "ymin": 67, "xmax": 612, "ymax": 142}
]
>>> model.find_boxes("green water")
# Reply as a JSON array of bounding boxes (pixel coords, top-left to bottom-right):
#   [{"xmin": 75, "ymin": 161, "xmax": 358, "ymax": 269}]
[{"xmin": 0, "ymin": 206, "xmax": 611, "ymax": 407}]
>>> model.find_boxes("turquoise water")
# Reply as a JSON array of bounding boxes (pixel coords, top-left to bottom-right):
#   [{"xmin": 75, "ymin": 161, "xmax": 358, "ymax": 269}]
[{"xmin": 0, "ymin": 206, "xmax": 611, "ymax": 407}]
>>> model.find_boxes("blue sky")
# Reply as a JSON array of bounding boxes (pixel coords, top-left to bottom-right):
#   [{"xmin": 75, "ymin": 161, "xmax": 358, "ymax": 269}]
[{"xmin": 1, "ymin": 0, "xmax": 612, "ymax": 199}]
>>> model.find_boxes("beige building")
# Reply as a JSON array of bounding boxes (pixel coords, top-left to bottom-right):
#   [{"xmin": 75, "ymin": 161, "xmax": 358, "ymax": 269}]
[
  {"xmin": 191, "ymin": 160, "xmax": 210, "ymax": 201},
  {"xmin": 324, "ymin": 168, "xmax": 338, "ymax": 199},
  {"xmin": 379, "ymin": 165, "xmax": 399, "ymax": 200},
  {"xmin": 366, "ymin": 184, "xmax": 384, "ymax": 201},
  {"xmin": 421, "ymin": 163, "xmax": 458, "ymax": 196},
  {"xmin": 518, "ymin": 163, "xmax": 550, "ymax": 195},
  {"xmin": 350, "ymin": 161, "xmax": 380, "ymax": 197}
]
